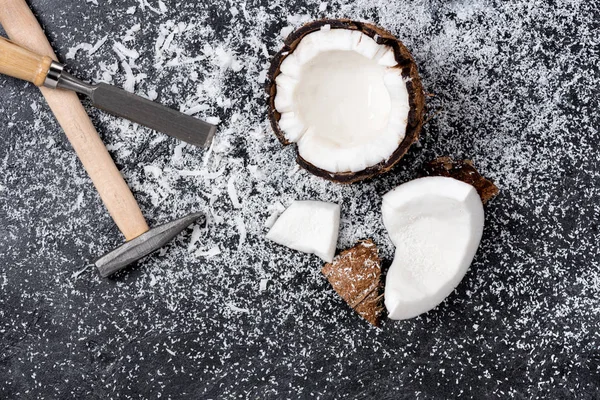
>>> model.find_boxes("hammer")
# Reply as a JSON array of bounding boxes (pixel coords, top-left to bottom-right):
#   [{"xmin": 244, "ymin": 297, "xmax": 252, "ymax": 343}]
[{"xmin": 0, "ymin": 0, "xmax": 206, "ymax": 277}]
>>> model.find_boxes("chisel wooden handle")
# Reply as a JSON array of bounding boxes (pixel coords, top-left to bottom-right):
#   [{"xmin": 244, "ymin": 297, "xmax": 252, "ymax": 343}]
[
  {"xmin": 0, "ymin": 0, "xmax": 150, "ymax": 241},
  {"xmin": 0, "ymin": 36, "xmax": 52, "ymax": 86}
]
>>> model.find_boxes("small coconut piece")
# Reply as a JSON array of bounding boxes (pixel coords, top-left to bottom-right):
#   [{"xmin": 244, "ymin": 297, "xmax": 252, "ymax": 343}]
[
  {"xmin": 423, "ymin": 157, "xmax": 499, "ymax": 203},
  {"xmin": 382, "ymin": 177, "xmax": 485, "ymax": 320},
  {"xmin": 267, "ymin": 19, "xmax": 425, "ymax": 183},
  {"xmin": 266, "ymin": 200, "xmax": 340, "ymax": 262},
  {"xmin": 322, "ymin": 240, "xmax": 383, "ymax": 326}
]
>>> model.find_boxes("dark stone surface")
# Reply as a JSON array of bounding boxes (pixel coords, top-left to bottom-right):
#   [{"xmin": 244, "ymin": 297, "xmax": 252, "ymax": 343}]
[{"xmin": 1, "ymin": 0, "xmax": 599, "ymax": 399}]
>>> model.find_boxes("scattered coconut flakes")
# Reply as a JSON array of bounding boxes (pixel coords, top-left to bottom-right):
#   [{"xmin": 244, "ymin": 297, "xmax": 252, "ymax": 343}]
[
  {"xmin": 70, "ymin": 263, "xmax": 92, "ymax": 280},
  {"xmin": 4, "ymin": 2, "xmax": 597, "ymax": 396},
  {"xmin": 227, "ymin": 175, "xmax": 242, "ymax": 209},
  {"xmin": 149, "ymin": 273, "xmax": 158, "ymax": 287},
  {"xmin": 210, "ymin": 210, "xmax": 225, "ymax": 225},
  {"xmin": 187, "ymin": 224, "xmax": 203, "ymax": 252},
  {"xmin": 184, "ymin": 103, "xmax": 209, "ymax": 115},
  {"xmin": 113, "ymin": 42, "xmax": 140, "ymax": 60},
  {"xmin": 257, "ymin": 69, "xmax": 268, "ymax": 83},
  {"xmin": 158, "ymin": 0, "xmax": 167, "ymax": 13},
  {"xmin": 121, "ymin": 61, "xmax": 136, "ymax": 93},
  {"xmin": 165, "ymin": 348, "xmax": 176, "ymax": 356},
  {"xmin": 173, "ymin": 142, "xmax": 186, "ymax": 161},
  {"xmin": 259, "ymin": 279, "xmax": 269, "ymax": 292},
  {"xmin": 194, "ymin": 246, "xmax": 221, "ymax": 258},
  {"xmin": 66, "ymin": 43, "xmax": 93, "ymax": 59},
  {"xmin": 141, "ymin": 0, "xmax": 161, "ymax": 14},
  {"xmin": 143, "ymin": 165, "xmax": 162, "ymax": 178},
  {"xmin": 161, "ymin": 28, "xmax": 178, "ymax": 53},
  {"xmin": 147, "ymin": 88, "xmax": 158, "ymax": 101},
  {"xmin": 126, "ymin": 6, "xmax": 136, "ymax": 14},
  {"xmin": 123, "ymin": 24, "xmax": 141, "ymax": 42},
  {"xmin": 89, "ymin": 36, "xmax": 108, "ymax": 55},
  {"xmin": 203, "ymin": 166, "xmax": 227, "ymax": 179},
  {"xmin": 206, "ymin": 116, "xmax": 221, "ymax": 125},
  {"xmin": 227, "ymin": 303, "xmax": 249, "ymax": 314}
]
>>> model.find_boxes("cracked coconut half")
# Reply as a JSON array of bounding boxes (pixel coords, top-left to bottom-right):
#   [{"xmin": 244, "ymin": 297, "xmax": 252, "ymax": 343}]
[
  {"xmin": 383, "ymin": 159, "xmax": 498, "ymax": 320},
  {"xmin": 268, "ymin": 19, "xmax": 425, "ymax": 183}
]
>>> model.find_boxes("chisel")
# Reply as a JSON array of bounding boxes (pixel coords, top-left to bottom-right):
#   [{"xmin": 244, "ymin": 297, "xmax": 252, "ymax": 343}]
[{"xmin": 0, "ymin": 36, "xmax": 215, "ymax": 147}]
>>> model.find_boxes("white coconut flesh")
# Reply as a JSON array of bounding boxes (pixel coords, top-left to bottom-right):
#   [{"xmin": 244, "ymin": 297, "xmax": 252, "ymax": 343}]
[
  {"xmin": 266, "ymin": 200, "xmax": 340, "ymax": 262},
  {"xmin": 381, "ymin": 177, "xmax": 485, "ymax": 320},
  {"xmin": 274, "ymin": 27, "xmax": 410, "ymax": 173}
]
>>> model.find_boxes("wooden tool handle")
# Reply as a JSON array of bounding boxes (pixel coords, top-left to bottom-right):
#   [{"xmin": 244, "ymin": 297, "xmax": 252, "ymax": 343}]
[
  {"xmin": 0, "ymin": 36, "xmax": 52, "ymax": 86},
  {"xmin": 0, "ymin": 0, "xmax": 150, "ymax": 241}
]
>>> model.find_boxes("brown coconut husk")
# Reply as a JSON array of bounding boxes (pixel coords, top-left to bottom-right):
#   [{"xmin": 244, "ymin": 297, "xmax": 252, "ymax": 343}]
[
  {"xmin": 423, "ymin": 157, "xmax": 499, "ymax": 203},
  {"xmin": 321, "ymin": 239, "xmax": 384, "ymax": 326}
]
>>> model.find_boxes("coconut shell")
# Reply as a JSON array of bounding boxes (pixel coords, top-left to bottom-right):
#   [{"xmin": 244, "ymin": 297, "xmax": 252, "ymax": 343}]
[
  {"xmin": 321, "ymin": 239, "xmax": 383, "ymax": 326},
  {"xmin": 267, "ymin": 19, "xmax": 426, "ymax": 184},
  {"xmin": 423, "ymin": 157, "xmax": 499, "ymax": 204}
]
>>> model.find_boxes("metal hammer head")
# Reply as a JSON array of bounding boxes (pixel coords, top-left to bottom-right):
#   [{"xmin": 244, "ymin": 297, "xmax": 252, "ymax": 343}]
[{"xmin": 95, "ymin": 212, "xmax": 204, "ymax": 277}]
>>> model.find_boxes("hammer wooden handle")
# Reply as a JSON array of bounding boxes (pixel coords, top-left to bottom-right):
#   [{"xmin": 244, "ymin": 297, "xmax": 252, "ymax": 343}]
[
  {"xmin": 0, "ymin": 0, "xmax": 150, "ymax": 241},
  {"xmin": 0, "ymin": 36, "xmax": 52, "ymax": 86}
]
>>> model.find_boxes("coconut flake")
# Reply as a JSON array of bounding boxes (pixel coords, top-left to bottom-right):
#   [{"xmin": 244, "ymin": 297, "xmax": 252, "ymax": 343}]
[
  {"xmin": 66, "ymin": 43, "xmax": 93, "ymax": 59},
  {"xmin": 123, "ymin": 24, "xmax": 141, "ymax": 43},
  {"xmin": 113, "ymin": 41, "xmax": 140, "ymax": 61},
  {"xmin": 173, "ymin": 142, "xmax": 185, "ymax": 161},
  {"xmin": 227, "ymin": 303, "xmax": 249, "ymax": 313},
  {"xmin": 184, "ymin": 103, "xmax": 210, "ymax": 115},
  {"xmin": 187, "ymin": 224, "xmax": 203, "ymax": 252},
  {"xmin": 121, "ymin": 61, "xmax": 136, "ymax": 93},
  {"xmin": 89, "ymin": 36, "xmax": 108, "ymax": 55},
  {"xmin": 194, "ymin": 246, "xmax": 221, "ymax": 258},
  {"xmin": 227, "ymin": 175, "xmax": 242, "ymax": 209},
  {"xmin": 158, "ymin": 0, "xmax": 167, "ymax": 13},
  {"xmin": 259, "ymin": 279, "xmax": 269, "ymax": 292}
]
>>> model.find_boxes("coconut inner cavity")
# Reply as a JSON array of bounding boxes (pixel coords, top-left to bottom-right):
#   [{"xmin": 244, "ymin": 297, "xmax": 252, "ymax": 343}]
[
  {"xmin": 294, "ymin": 50, "xmax": 391, "ymax": 146},
  {"xmin": 274, "ymin": 28, "xmax": 411, "ymax": 174}
]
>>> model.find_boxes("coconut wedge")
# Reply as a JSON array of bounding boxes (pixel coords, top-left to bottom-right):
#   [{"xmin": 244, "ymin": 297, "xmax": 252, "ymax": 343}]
[
  {"xmin": 267, "ymin": 19, "xmax": 425, "ymax": 183},
  {"xmin": 382, "ymin": 177, "xmax": 485, "ymax": 320},
  {"xmin": 266, "ymin": 200, "xmax": 340, "ymax": 262}
]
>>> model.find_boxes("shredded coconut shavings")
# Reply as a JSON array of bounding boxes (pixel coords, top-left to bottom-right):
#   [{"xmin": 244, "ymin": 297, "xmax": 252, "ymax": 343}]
[
  {"xmin": 2, "ymin": 1, "xmax": 599, "ymax": 398},
  {"xmin": 227, "ymin": 175, "xmax": 242, "ymax": 209},
  {"xmin": 194, "ymin": 246, "xmax": 221, "ymax": 258},
  {"xmin": 259, "ymin": 279, "xmax": 269, "ymax": 292}
]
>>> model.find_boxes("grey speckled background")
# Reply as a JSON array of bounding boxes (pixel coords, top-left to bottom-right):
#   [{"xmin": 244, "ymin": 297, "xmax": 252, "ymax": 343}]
[{"xmin": 1, "ymin": 0, "xmax": 600, "ymax": 399}]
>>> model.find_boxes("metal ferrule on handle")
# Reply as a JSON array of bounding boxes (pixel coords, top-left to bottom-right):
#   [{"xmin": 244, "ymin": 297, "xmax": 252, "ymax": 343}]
[
  {"xmin": 44, "ymin": 60, "xmax": 96, "ymax": 96},
  {"xmin": 43, "ymin": 60, "xmax": 63, "ymax": 88}
]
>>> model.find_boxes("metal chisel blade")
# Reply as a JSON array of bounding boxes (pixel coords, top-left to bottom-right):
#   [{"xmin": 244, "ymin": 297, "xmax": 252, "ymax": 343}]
[{"xmin": 90, "ymin": 83, "xmax": 215, "ymax": 147}]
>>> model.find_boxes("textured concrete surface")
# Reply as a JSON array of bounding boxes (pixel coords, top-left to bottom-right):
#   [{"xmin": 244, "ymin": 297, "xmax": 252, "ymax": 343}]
[{"xmin": 1, "ymin": 0, "xmax": 599, "ymax": 398}]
